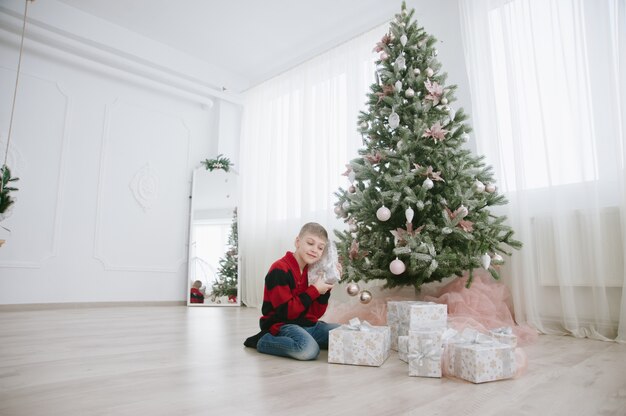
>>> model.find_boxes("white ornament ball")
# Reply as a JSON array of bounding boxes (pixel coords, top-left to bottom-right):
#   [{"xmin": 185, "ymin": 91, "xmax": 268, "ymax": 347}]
[
  {"xmin": 441, "ymin": 97, "xmax": 448, "ymax": 105},
  {"xmin": 359, "ymin": 290, "xmax": 373, "ymax": 304},
  {"xmin": 422, "ymin": 177, "xmax": 434, "ymax": 190},
  {"xmin": 492, "ymin": 253, "xmax": 504, "ymax": 265},
  {"xmin": 360, "ymin": 121, "xmax": 368, "ymax": 130},
  {"xmin": 395, "ymin": 80, "xmax": 403, "ymax": 92},
  {"xmin": 390, "ymin": 258, "xmax": 406, "ymax": 275},
  {"xmin": 380, "ymin": 52, "xmax": 389, "ymax": 61},
  {"xmin": 405, "ymin": 207, "xmax": 415, "ymax": 223},
  {"xmin": 376, "ymin": 205, "xmax": 391, "ymax": 221},
  {"xmin": 400, "ymin": 34, "xmax": 408, "ymax": 47},
  {"xmin": 460, "ymin": 132, "xmax": 469, "ymax": 141},
  {"xmin": 405, "ymin": 88, "xmax": 415, "ymax": 98},
  {"xmin": 413, "ymin": 68, "xmax": 421, "ymax": 75},
  {"xmin": 481, "ymin": 253, "xmax": 492, "ymax": 269},
  {"xmin": 473, "ymin": 180, "xmax": 486, "ymax": 193},
  {"xmin": 388, "ymin": 112, "xmax": 400, "ymax": 129},
  {"xmin": 425, "ymin": 67, "xmax": 434, "ymax": 77},
  {"xmin": 346, "ymin": 282, "xmax": 360, "ymax": 296},
  {"xmin": 485, "ymin": 183, "xmax": 497, "ymax": 193}
]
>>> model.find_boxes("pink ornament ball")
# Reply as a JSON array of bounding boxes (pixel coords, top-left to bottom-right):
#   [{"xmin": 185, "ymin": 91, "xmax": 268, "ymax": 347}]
[
  {"xmin": 376, "ymin": 206, "xmax": 391, "ymax": 221},
  {"xmin": 390, "ymin": 258, "xmax": 406, "ymax": 275},
  {"xmin": 346, "ymin": 282, "xmax": 360, "ymax": 296}
]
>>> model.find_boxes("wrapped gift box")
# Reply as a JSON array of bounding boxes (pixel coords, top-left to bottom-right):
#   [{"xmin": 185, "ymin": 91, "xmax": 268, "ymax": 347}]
[
  {"xmin": 445, "ymin": 332, "xmax": 517, "ymax": 383},
  {"xmin": 389, "ymin": 322, "xmax": 409, "ymax": 351},
  {"xmin": 402, "ymin": 302, "xmax": 447, "ymax": 330},
  {"xmin": 408, "ymin": 329, "xmax": 445, "ymax": 377},
  {"xmin": 387, "ymin": 301, "xmax": 446, "ymax": 350},
  {"xmin": 398, "ymin": 335, "xmax": 409, "ymax": 363},
  {"xmin": 489, "ymin": 327, "xmax": 518, "ymax": 347},
  {"xmin": 328, "ymin": 318, "xmax": 391, "ymax": 367}
]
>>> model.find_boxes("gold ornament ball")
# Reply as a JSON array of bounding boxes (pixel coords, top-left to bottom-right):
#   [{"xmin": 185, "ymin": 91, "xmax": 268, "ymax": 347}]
[
  {"xmin": 346, "ymin": 282, "xmax": 360, "ymax": 296},
  {"xmin": 359, "ymin": 290, "xmax": 373, "ymax": 304}
]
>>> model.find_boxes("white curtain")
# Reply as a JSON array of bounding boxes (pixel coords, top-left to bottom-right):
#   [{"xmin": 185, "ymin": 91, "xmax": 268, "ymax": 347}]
[
  {"xmin": 239, "ymin": 26, "xmax": 386, "ymax": 308},
  {"xmin": 459, "ymin": 0, "xmax": 626, "ymax": 341}
]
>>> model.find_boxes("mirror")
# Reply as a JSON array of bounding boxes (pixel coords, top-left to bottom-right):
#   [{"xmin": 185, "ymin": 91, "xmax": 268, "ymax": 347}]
[{"xmin": 187, "ymin": 168, "xmax": 240, "ymax": 306}]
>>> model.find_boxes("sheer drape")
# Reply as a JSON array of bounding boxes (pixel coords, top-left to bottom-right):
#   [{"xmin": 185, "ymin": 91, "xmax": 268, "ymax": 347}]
[
  {"xmin": 239, "ymin": 26, "xmax": 385, "ymax": 308},
  {"xmin": 459, "ymin": 0, "xmax": 626, "ymax": 341}
]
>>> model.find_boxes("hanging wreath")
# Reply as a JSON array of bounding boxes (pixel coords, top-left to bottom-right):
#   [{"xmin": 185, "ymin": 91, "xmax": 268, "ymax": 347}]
[
  {"xmin": 201, "ymin": 154, "xmax": 233, "ymax": 172},
  {"xmin": 0, "ymin": 165, "xmax": 18, "ymax": 222}
]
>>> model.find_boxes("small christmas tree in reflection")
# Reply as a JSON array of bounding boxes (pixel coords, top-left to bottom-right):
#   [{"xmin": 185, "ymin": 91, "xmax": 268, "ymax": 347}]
[{"xmin": 211, "ymin": 208, "xmax": 239, "ymax": 302}]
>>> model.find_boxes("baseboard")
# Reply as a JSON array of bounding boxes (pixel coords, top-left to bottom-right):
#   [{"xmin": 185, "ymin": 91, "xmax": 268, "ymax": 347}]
[{"xmin": 0, "ymin": 300, "xmax": 186, "ymax": 311}]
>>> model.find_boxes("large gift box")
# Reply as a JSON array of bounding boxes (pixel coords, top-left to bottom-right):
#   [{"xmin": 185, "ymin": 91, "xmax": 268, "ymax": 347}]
[
  {"xmin": 407, "ymin": 328, "xmax": 445, "ymax": 378},
  {"xmin": 445, "ymin": 329, "xmax": 517, "ymax": 383},
  {"xmin": 328, "ymin": 318, "xmax": 391, "ymax": 367}
]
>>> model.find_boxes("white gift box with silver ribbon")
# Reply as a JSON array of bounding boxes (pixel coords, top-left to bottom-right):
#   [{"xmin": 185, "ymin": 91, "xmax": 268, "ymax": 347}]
[
  {"xmin": 407, "ymin": 328, "xmax": 449, "ymax": 377},
  {"xmin": 445, "ymin": 328, "xmax": 517, "ymax": 383},
  {"xmin": 328, "ymin": 318, "xmax": 391, "ymax": 367},
  {"xmin": 403, "ymin": 302, "xmax": 448, "ymax": 330},
  {"xmin": 387, "ymin": 301, "xmax": 447, "ymax": 350},
  {"xmin": 489, "ymin": 326, "xmax": 517, "ymax": 347}
]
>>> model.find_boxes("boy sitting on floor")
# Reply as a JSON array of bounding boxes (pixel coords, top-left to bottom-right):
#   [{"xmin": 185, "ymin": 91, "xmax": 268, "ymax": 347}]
[{"xmin": 244, "ymin": 222, "xmax": 340, "ymax": 360}]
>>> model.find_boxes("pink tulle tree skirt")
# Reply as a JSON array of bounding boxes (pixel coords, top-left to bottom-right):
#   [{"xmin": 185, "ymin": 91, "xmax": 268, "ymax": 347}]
[{"xmin": 322, "ymin": 270, "xmax": 538, "ymax": 347}]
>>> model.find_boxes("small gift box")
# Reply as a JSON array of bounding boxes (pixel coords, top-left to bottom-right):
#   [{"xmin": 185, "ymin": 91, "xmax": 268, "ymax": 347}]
[
  {"xmin": 398, "ymin": 335, "xmax": 409, "ymax": 363},
  {"xmin": 328, "ymin": 318, "xmax": 391, "ymax": 367},
  {"xmin": 489, "ymin": 327, "xmax": 517, "ymax": 347},
  {"xmin": 446, "ymin": 329, "xmax": 517, "ymax": 384},
  {"xmin": 408, "ymin": 329, "xmax": 445, "ymax": 377}
]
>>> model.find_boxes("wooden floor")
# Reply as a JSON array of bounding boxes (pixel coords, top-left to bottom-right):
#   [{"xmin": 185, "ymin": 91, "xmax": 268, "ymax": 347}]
[{"xmin": 1, "ymin": 306, "xmax": 625, "ymax": 416}]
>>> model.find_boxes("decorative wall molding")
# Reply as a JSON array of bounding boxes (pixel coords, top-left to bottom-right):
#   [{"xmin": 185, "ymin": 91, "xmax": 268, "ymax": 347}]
[
  {"xmin": 0, "ymin": 71, "xmax": 70, "ymax": 268},
  {"xmin": 129, "ymin": 163, "xmax": 159, "ymax": 212},
  {"xmin": 0, "ymin": 4, "xmax": 239, "ymax": 106},
  {"xmin": 94, "ymin": 98, "xmax": 190, "ymax": 273}
]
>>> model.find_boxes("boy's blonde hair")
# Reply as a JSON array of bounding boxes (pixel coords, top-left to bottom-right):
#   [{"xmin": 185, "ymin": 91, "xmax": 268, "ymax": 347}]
[{"xmin": 298, "ymin": 222, "xmax": 328, "ymax": 242}]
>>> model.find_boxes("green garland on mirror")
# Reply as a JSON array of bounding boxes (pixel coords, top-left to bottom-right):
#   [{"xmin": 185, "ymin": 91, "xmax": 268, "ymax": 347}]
[{"xmin": 201, "ymin": 154, "xmax": 233, "ymax": 172}]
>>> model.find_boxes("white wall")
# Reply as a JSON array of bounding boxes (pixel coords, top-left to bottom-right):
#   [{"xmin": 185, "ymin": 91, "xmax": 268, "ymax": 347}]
[{"xmin": 0, "ymin": 0, "xmax": 242, "ymax": 304}]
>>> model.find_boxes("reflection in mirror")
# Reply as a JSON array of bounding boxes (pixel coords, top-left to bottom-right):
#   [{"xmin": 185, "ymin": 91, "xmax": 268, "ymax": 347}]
[{"xmin": 188, "ymin": 169, "xmax": 239, "ymax": 306}]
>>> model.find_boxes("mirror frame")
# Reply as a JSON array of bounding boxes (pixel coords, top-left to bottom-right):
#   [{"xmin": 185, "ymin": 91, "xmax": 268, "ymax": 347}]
[{"xmin": 187, "ymin": 168, "xmax": 240, "ymax": 307}]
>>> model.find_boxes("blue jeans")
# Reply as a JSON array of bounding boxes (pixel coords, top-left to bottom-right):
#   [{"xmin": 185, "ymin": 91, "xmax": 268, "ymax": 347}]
[{"xmin": 257, "ymin": 321, "xmax": 340, "ymax": 361}]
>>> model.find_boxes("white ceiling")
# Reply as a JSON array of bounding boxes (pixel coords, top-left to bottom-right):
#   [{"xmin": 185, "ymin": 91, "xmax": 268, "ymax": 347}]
[{"xmin": 54, "ymin": 0, "xmax": 418, "ymax": 92}]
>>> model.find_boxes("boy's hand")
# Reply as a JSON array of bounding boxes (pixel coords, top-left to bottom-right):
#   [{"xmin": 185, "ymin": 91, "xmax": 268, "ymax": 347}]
[{"xmin": 313, "ymin": 278, "xmax": 334, "ymax": 295}]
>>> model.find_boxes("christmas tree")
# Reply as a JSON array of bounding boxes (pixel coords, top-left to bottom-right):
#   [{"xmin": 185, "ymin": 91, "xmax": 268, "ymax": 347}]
[
  {"xmin": 334, "ymin": 2, "xmax": 521, "ymax": 290},
  {"xmin": 211, "ymin": 208, "xmax": 239, "ymax": 301}
]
